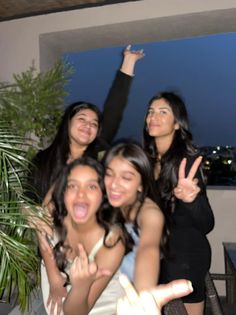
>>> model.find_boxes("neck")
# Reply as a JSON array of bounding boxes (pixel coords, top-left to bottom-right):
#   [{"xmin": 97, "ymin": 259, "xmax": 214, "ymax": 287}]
[
  {"xmin": 68, "ymin": 143, "xmax": 87, "ymax": 162},
  {"xmin": 121, "ymin": 200, "xmax": 140, "ymax": 222},
  {"xmin": 154, "ymin": 134, "xmax": 174, "ymax": 159},
  {"xmin": 65, "ymin": 215, "xmax": 99, "ymax": 238}
]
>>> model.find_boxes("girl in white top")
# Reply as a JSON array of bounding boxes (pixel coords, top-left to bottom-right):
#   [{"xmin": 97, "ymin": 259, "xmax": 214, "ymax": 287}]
[{"xmin": 40, "ymin": 157, "xmax": 132, "ymax": 315}]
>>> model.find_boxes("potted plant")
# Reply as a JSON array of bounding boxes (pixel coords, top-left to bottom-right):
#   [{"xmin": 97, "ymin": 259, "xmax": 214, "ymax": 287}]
[{"xmin": 0, "ymin": 61, "xmax": 73, "ymax": 311}]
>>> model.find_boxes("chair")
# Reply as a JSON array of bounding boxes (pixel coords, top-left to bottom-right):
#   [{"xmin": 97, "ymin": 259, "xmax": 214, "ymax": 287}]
[
  {"xmin": 205, "ymin": 271, "xmax": 224, "ymax": 315},
  {"xmin": 163, "ymin": 298, "xmax": 188, "ymax": 315}
]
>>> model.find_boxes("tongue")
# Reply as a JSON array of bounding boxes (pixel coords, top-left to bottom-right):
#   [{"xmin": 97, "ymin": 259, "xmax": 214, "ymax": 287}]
[{"xmin": 74, "ymin": 204, "xmax": 87, "ymax": 219}]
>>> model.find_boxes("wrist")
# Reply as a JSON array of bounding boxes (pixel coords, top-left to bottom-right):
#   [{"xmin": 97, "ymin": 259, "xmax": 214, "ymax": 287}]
[{"xmin": 120, "ymin": 58, "xmax": 136, "ymax": 76}]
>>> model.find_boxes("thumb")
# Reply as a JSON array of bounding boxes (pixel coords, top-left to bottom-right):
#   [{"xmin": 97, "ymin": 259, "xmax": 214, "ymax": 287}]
[{"xmin": 150, "ymin": 279, "xmax": 193, "ymax": 309}]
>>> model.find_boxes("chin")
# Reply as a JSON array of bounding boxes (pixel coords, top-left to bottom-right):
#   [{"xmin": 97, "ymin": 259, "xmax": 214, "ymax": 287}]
[{"xmin": 108, "ymin": 199, "xmax": 123, "ymax": 208}]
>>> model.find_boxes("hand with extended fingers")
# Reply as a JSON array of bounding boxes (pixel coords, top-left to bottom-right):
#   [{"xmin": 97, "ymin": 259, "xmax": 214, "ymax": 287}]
[
  {"xmin": 117, "ymin": 274, "xmax": 193, "ymax": 315},
  {"xmin": 69, "ymin": 243, "xmax": 111, "ymax": 288},
  {"xmin": 120, "ymin": 45, "xmax": 145, "ymax": 76},
  {"xmin": 174, "ymin": 156, "xmax": 203, "ymax": 203},
  {"xmin": 123, "ymin": 44, "xmax": 145, "ymax": 61},
  {"xmin": 47, "ymin": 275, "xmax": 67, "ymax": 315}
]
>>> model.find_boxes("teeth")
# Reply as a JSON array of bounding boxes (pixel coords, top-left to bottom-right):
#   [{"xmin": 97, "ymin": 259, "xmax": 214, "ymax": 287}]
[{"xmin": 110, "ymin": 191, "xmax": 121, "ymax": 197}]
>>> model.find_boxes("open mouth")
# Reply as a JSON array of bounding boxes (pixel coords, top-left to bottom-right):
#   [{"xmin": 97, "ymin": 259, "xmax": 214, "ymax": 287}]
[{"xmin": 73, "ymin": 202, "xmax": 88, "ymax": 220}]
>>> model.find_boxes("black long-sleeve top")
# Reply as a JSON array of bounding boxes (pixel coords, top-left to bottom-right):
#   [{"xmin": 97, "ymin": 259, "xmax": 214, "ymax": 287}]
[{"xmin": 169, "ymin": 157, "xmax": 215, "ymax": 254}]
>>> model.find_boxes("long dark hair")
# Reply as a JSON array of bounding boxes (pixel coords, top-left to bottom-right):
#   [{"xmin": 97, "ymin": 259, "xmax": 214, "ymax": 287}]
[
  {"xmin": 104, "ymin": 141, "xmax": 168, "ymax": 253},
  {"xmin": 30, "ymin": 102, "xmax": 103, "ymax": 202},
  {"xmin": 52, "ymin": 156, "xmax": 133, "ymax": 278},
  {"xmin": 143, "ymin": 92, "xmax": 198, "ymax": 215}
]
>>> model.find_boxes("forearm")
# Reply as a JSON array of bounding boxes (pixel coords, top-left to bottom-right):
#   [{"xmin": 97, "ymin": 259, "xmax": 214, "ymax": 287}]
[
  {"xmin": 120, "ymin": 55, "xmax": 137, "ymax": 76},
  {"xmin": 134, "ymin": 246, "xmax": 160, "ymax": 292},
  {"xmin": 40, "ymin": 242, "xmax": 64, "ymax": 285},
  {"xmin": 177, "ymin": 194, "xmax": 214, "ymax": 234},
  {"xmin": 63, "ymin": 284, "xmax": 90, "ymax": 315}
]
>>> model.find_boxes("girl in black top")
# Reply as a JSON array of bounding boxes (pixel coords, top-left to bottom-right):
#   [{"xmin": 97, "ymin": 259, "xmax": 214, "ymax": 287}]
[
  {"xmin": 27, "ymin": 47, "xmax": 144, "ymax": 203},
  {"xmin": 143, "ymin": 92, "xmax": 214, "ymax": 315}
]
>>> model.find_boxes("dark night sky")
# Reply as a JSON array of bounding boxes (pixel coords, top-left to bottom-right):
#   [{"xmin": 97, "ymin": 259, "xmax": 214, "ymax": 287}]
[{"xmin": 64, "ymin": 32, "xmax": 236, "ymax": 147}]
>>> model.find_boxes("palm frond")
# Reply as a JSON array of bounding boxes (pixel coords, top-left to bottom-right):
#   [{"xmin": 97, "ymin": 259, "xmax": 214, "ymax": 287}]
[{"xmin": 0, "ymin": 126, "xmax": 40, "ymax": 311}]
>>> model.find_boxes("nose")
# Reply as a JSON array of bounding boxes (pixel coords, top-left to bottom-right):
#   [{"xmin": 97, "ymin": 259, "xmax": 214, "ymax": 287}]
[
  {"xmin": 76, "ymin": 187, "xmax": 86, "ymax": 198},
  {"xmin": 150, "ymin": 112, "xmax": 159, "ymax": 120},
  {"xmin": 83, "ymin": 121, "xmax": 91, "ymax": 129},
  {"xmin": 110, "ymin": 177, "xmax": 120, "ymax": 189}
]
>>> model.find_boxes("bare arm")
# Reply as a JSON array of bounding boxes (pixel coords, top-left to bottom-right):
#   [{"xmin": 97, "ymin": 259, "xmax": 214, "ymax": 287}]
[
  {"xmin": 39, "ymin": 233, "xmax": 67, "ymax": 315},
  {"xmin": 39, "ymin": 188, "xmax": 67, "ymax": 315},
  {"xmin": 134, "ymin": 199, "xmax": 164, "ymax": 292}
]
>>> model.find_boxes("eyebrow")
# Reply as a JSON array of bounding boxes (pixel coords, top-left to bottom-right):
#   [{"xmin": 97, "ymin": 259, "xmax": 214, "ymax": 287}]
[
  {"xmin": 67, "ymin": 178, "xmax": 99, "ymax": 183},
  {"xmin": 76, "ymin": 112, "xmax": 98, "ymax": 122},
  {"xmin": 150, "ymin": 105, "xmax": 171, "ymax": 110},
  {"xmin": 106, "ymin": 167, "xmax": 136, "ymax": 176}
]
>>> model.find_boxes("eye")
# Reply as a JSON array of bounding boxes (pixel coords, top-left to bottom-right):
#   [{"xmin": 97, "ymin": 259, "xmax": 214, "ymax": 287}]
[
  {"xmin": 88, "ymin": 183, "xmax": 99, "ymax": 190},
  {"xmin": 105, "ymin": 170, "xmax": 113, "ymax": 177},
  {"xmin": 66, "ymin": 183, "xmax": 78, "ymax": 191},
  {"xmin": 147, "ymin": 108, "xmax": 154, "ymax": 115},
  {"xmin": 159, "ymin": 109, "xmax": 167, "ymax": 115},
  {"xmin": 91, "ymin": 122, "xmax": 98, "ymax": 128},
  {"xmin": 122, "ymin": 176, "xmax": 132, "ymax": 181}
]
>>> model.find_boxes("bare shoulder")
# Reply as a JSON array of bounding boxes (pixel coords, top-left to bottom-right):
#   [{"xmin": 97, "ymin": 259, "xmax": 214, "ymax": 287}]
[
  {"xmin": 139, "ymin": 197, "xmax": 164, "ymax": 226},
  {"xmin": 141, "ymin": 198, "xmax": 163, "ymax": 216}
]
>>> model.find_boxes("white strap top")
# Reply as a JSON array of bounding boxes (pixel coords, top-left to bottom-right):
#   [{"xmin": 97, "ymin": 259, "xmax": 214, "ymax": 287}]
[{"xmin": 41, "ymin": 231, "xmax": 123, "ymax": 315}]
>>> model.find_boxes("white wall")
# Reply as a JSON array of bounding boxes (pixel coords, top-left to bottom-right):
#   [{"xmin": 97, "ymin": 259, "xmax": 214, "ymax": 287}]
[
  {"xmin": 1, "ymin": 0, "xmax": 236, "ymax": 81},
  {"xmin": 207, "ymin": 188, "xmax": 236, "ymax": 295}
]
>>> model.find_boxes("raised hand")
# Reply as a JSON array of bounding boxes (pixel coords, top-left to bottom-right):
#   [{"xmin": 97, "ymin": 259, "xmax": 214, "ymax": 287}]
[
  {"xmin": 117, "ymin": 274, "xmax": 193, "ymax": 315},
  {"xmin": 120, "ymin": 45, "xmax": 145, "ymax": 76},
  {"xmin": 123, "ymin": 44, "xmax": 145, "ymax": 61},
  {"xmin": 174, "ymin": 156, "xmax": 202, "ymax": 203},
  {"xmin": 69, "ymin": 243, "xmax": 111, "ymax": 288}
]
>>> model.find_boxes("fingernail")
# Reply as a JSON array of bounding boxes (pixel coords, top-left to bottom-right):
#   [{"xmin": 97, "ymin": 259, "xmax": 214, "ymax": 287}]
[{"xmin": 172, "ymin": 281, "xmax": 193, "ymax": 295}]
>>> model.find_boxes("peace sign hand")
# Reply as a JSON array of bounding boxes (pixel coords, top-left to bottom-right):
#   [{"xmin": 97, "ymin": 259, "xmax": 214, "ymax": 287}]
[{"xmin": 174, "ymin": 156, "xmax": 202, "ymax": 203}]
